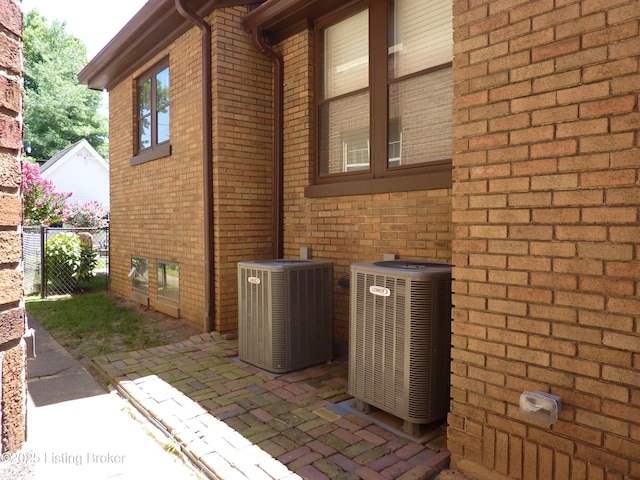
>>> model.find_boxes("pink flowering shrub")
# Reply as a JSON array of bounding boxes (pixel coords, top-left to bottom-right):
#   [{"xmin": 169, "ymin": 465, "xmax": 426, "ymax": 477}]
[
  {"xmin": 66, "ymin": 201, "xmax": 108, "ymax": 229},
  {"xmin": 22, "ymin": 161, "xmax": 71, "ymax": 226}
]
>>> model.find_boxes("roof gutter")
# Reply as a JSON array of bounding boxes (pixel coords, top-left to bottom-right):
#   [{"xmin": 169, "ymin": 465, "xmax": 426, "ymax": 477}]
[
  {"xmin": 175, "ymin": 0, "xmax": 215, "ymax": 333},
  {"xmin": 250, "ymin": 27, "xmax": 284, "ymax": 259}
]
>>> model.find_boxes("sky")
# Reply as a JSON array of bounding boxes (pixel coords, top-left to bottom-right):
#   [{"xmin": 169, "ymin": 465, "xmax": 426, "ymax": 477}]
[{"xmin": 22, "ymin": 0, "xmax": 149, "ymax": 59}]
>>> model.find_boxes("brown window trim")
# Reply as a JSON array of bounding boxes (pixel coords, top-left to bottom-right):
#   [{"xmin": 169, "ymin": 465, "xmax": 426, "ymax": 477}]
[
  {"xmin": 311, "ymin": 2, "xmax": 453, "ymax": 194},
  {"xmin": 130, "ymin": 142, "xmax": 171, "ymax": 166},
  {"xmin": 305, "ymin": 165, "xmax": 452, "ymax": 198},
  {"xmin": 133, "ymin": 57, "xmax": 170, "ymax": 166}
]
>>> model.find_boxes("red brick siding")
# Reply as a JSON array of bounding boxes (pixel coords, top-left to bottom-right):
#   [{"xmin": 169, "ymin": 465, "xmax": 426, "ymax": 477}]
[{"xmin": 450, "ymin": 0, "xmax": 640, "ymax": 478}]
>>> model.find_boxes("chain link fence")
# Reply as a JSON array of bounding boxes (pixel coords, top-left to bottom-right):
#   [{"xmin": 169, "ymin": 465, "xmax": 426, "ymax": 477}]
[
  {"xmin": 23, "ymin": 226, "xmax": 109, "ymax": 297},
  {"xmin": 23, "ymin": 227, "xmax": 42, "ymax": 296}
]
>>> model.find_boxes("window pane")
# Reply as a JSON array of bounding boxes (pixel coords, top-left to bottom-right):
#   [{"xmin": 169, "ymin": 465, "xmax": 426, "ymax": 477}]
[
  {"xmin": 388, "ymin": 67, "xmax": 453, "ymax": 166},
  {"xmin": 139, "ymin": 79, "xmax": 151, "ymax": 117},
  {"xmin": 139, "ymin": 117, "xmax": 151, "ymax": 149},
  {"xmin": 343, "ymin": 129, "xmax": 370, "ymax": 171},
  {"xmin": 322, "ymin": 9, "xmax": 369, "ymax": 99},
  {"xmin": 131, "ymin": 257, "xmax": 149, "ymax": 292},
  {"xmin": 389, "ymin": 0, "xmax": 452, "ymax": 78},
  {"xmin": 157, "ymin": 106, "xmax": 170, "ymax": 144},
  {"xmin": 156, "ymin": 67, "xmax": 170, "ymax": 109},
  {"xmin": 158, "ymin": 261, "xmax": 179, "ymax": 303},
  {"xmin": 319, "ymin": 91, "xmax": 370, "ymax": 175},
  {"xmin": 136, "ymin": 63, "xmax": 169, "ymax": 154},
  {"xmin": 388, "ymin": 119, "xmax": 402, "ymax": 167}
]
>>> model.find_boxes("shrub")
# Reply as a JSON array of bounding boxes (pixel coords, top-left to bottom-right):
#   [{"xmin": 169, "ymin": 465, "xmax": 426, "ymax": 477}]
[
  {"xmin": 45, "ymin": 232, "xmax": 81, "ymax": 292},
  {"xmin": 77, "ymin": 243, "xmax": 98, "ymax": 285},
  {"xmin": 45, "ymin": 232, "xmax": 98, "ymax": 292}
]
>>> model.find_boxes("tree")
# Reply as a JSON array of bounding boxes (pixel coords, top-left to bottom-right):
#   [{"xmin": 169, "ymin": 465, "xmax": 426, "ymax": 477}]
[
  {"xmin": 66, "ymin": 201, "xmax": 109, "ymax": 229},
  {"xmin": 23, "ymin": 10, "xmax": 108, "ymax": 161},
  {"xmin": 22, "ymin": 161, "xmax": 71, "ymax": 226}
]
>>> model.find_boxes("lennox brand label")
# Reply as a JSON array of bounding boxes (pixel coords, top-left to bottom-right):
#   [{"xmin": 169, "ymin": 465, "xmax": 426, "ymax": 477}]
[
  {"xmin": 369, "ymin": 285, "xmax": 391, "ymax": 297},
  {"xmin": 248, "ymin": 276, "xmax": 261, "ymax": 285}
]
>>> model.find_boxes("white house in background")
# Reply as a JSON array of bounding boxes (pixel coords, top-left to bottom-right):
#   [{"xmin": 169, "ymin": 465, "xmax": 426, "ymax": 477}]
[{"xmin": 40, "ymin": 139, "xmax": 110, "ymax": 212}]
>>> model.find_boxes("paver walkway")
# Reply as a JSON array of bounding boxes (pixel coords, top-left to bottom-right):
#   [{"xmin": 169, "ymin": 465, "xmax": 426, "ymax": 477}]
[{"xmin": 94, "ymin": 332, "xmax": 452, "ymax": 480}]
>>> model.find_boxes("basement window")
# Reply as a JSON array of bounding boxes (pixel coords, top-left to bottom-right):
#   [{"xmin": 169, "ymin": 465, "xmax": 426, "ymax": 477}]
[
  {"xmin": 132, "ymin": 58, "xmax": 171, "ymax": 165},
  {"xmin": 157, "ymin": 261, "xmax": 179, "ymax": 303},
  {"xmin": 156, "ymin": 260, "xmax": 180, "ymax": 318},
  {"xmin": 131, "ymin": 257, "xmax": 149, "ymax": 292},
  {"xmin": 130, "ymin": 256, "xmax": 149, "ymax": 306}
]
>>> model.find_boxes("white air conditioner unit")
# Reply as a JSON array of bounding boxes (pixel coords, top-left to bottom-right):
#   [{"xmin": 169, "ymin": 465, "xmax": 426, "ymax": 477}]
[
  {"xmin": 238, "ymin": 259, "xmax": 333, "ymax": 373},
  {"xmin": 349, "ymin": 260, "xmax": 452, "ymax": 434}
]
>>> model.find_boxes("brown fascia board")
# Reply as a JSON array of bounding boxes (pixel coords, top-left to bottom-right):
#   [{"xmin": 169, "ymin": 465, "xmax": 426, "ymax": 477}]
[
  {"xmin": 242, "ymin": 0, "xmax": 359, "ymax": 42},
  {"xmin": 78, "ymin": 0, "xmax": 256, "ymax": 91}
]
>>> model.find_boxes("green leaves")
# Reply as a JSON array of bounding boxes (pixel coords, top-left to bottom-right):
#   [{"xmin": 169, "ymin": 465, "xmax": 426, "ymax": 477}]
[
  {"xmin": 45, "ymin": 232, "xmax": 98, "ymax": 291},
  {"xmin": 23, "ymin": 10, "xmax": 108, "ymax": 160}
]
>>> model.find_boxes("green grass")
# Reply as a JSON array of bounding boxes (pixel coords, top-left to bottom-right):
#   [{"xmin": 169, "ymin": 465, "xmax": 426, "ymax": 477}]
[{"xmin": 26, "ymin": 276, "xmax": 169, "ymax": 362}]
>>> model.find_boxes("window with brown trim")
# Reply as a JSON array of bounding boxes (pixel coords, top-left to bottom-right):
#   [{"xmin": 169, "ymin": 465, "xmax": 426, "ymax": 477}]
[
  {"xmin": 132, "ymin": 58, "xmax": 171, "ymax": 165},
  {"xmin": 310, "ymin": 0, "xmax": 452, "ymax": 196}
]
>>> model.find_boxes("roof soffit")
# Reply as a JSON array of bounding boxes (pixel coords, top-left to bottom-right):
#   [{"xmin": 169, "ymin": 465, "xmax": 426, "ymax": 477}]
[
  {"xmin": 242, "ymin": 0, "xmax": 361, "ymax": 42},
  {"xmin": 78, "ymin": 0, "xmax": 256, "ymax": 91}
]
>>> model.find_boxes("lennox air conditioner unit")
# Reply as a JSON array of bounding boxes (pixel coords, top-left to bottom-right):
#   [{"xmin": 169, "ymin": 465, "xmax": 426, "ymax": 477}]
[
  {"xmin": 238, "ymin": 259, "xmax": 333, "ymax": 373},
  {"xmin": 349, "ymin": 260, "xmax": 452, "ymax": 434}
]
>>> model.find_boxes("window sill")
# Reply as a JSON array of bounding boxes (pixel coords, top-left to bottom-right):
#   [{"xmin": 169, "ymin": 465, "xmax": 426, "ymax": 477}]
[
  {"xmin": 130, "ymin": 143, "xmax": 171, "ymax": 166},
  {"xmin": 156, "ymin": 300, "xmax": 180, "ymax": 318},
  {"xmin": 130, "ymin": 289, "xmax": 149, "ymax": 306},
  {"xmin": 304, "ymin": 168, "xmax": 452, "ymax": 198}
]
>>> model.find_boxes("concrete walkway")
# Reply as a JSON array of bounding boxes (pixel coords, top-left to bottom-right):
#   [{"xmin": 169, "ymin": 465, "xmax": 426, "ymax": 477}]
[
  {"xmin": 92, "ymin": 331, "xmax": 464, "ymax": 480},
  {"xmin": 0, "ymin": 318, "xmax": 205, "ymax": 479}
]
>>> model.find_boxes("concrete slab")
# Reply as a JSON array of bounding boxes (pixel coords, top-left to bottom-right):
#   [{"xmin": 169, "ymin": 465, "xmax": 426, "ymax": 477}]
[
  {"xmin": 22, "ymin": 389, "xmax": 204, "ymax": 479},
  {"xmin": 27, "ymin": 317, "xmax": 105, "ymax": 406}
]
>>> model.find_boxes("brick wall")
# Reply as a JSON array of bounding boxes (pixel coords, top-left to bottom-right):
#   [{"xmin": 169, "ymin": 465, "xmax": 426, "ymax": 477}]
[
  {"xmin": 0, "ymin": 0, "xmax": 26, "ymax": 453},
  {"xmin": 109, "ymin": 25, "xmax": 209, "ymax": 330},
  {"xmin": 211, "ymin": 7, "xmax": 274, "ymax": 331},
  {"xmin": 450, "ymin": 1, "xmax": 640, "ymax": 478},
  {"xmin": 108, "ymin": 7, "xmax": 274, "ymax": 332},
  {"xmin": 277, "ymin": 29, "xmax": 452, "ymax": 343}
]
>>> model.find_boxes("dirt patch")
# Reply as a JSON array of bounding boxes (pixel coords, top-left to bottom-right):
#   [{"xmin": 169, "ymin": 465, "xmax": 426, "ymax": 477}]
[{"xmin": 107, "ymin": 292, "xmax": 203, "ymax": 340}]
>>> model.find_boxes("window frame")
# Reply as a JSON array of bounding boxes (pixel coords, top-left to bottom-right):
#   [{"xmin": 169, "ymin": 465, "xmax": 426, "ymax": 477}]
[
  {"xmin": 131, "ymin": 57, "xmax": 171, "ymax": 166},
  {"xmin": 307, "ymin": 1, "xmax": 452, "ymax": 197},
  {"xmin": 387, "ymin": 118, "xmax": 402, "ymax": 167}
]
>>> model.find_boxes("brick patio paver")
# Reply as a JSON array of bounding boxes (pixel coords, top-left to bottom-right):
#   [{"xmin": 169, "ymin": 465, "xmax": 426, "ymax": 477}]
[{"xmin": 93, "ymin": 332, "xmax": 451, "ymax": 480}]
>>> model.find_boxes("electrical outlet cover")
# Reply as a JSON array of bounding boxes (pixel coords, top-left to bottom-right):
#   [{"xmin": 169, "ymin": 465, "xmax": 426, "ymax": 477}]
[{"xmin": 520, "ymin": 391, "xmax": 561, "ymax": 424}]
